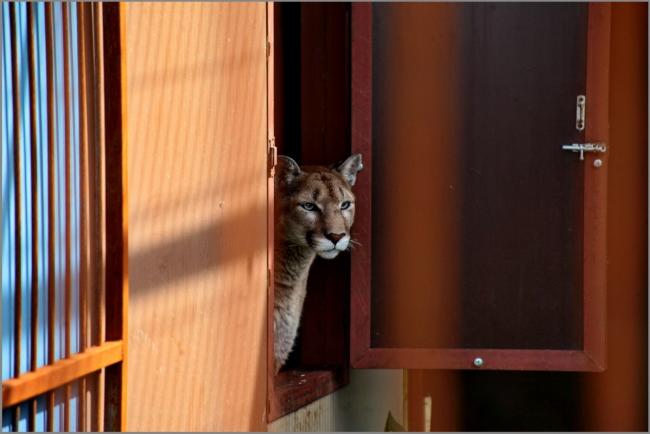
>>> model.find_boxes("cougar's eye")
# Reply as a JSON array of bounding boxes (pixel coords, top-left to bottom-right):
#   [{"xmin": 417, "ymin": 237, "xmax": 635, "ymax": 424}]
[
  {"xmin": 300, "ymin": 202, "xmax": 317, "ymax": 211},
  {"xmin": 341, "ymin": 201, "xmax": 352, "ymax": 210}
]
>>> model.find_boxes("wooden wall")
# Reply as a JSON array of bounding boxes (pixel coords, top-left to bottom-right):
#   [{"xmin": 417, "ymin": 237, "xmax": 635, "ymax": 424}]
[{"xmin": 123, "ymin": 3, "xmax": 268, "ymax": 430}]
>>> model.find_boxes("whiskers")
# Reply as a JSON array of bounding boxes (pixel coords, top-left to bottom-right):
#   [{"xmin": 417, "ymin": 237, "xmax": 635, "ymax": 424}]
[{"xmin": 346, "ymin": 238, "xmax": 362, "ymax": 251}]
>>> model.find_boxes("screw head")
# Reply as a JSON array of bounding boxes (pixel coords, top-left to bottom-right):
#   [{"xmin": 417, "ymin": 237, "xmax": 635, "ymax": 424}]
[
  {"xmin": 594, "ymin": 159, "xmax": 603, "ymax": 168},
  {"xmin": 473, "ymin": 357, "xmax": 484, "ymax": 368}
]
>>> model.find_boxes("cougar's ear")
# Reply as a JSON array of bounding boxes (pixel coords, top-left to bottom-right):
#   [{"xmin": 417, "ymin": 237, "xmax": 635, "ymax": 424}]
[
  {"xmin": 335, "ymin": 153, "xmax": 363, "ymax": 186},
  {"xmin": 277, "ymin": 155, "xmax": 302, "ymax": 185}
]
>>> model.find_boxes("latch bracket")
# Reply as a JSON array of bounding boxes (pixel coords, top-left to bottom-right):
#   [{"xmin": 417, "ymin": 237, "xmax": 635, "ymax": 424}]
[{"xmin": 561, "ymin": 142, "xmax": 607, "ymax": 161}]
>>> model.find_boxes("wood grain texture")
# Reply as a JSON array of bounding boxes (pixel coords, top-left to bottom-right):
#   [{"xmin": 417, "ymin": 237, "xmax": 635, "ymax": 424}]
[
  {"xmin": 2, "ymin": 341, "xmax": 123, "ymax": 408},
  {"xmin": 124, "ymin": 3, "xmax": 268, "ymax": 430}
]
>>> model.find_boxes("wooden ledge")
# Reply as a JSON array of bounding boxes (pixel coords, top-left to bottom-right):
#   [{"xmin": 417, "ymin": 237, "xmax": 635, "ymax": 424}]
[
  {"xmin": 2, "ymin": 340, "xmax": 123, "ymax": 408},
  {"xmin": 268, "ymin": 368, "xmax": 347, "ymax": 421}
]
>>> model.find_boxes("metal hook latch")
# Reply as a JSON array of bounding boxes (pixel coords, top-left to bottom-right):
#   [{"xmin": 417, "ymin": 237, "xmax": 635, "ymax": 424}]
[
  {"xmin": 576, "ymin": 95, "xmax": 586, "ymax": 131},
  {"xmin": 562, "ymin": 142, "xmax": 607, "ymax": 161}
]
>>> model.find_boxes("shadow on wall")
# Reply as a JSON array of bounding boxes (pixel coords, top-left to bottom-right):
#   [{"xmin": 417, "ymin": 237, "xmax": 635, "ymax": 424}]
[
  {"xmin": 129, "ymin": 204, "xmax": 267, "ymax": 295},
  {"xmin": 127, "ymin": 195, "xmax": 269, "ymax": 430}
]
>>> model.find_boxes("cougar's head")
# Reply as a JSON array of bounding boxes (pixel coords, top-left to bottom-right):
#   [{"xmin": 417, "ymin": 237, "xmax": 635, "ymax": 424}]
[{"xmin": 276, "ymin": 154, "xmax": 363, "ymax": 259}]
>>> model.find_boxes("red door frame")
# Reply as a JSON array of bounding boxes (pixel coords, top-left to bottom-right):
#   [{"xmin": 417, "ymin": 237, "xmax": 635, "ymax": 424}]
[{"xmin": 350, "ymin": 3, "xmax": 610, "ymax": 371}]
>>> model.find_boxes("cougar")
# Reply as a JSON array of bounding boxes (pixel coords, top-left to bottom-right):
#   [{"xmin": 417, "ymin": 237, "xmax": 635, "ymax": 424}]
[{"xmin": 274, "ymin": 154, "xmax": 363, "ymax": 372}]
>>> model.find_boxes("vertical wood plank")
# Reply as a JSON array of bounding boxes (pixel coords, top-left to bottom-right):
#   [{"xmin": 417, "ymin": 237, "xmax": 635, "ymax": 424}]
[
  {"xmin": 76, "ymin": 2, "xmax": 89, "ymax": 358},
  {"xmin": 27, "ymin": 3, "xmax": 40, "ymax": 430},
  {"xmin": 44, "ymin": 3, "xmax": 57, "ymax": 430},
  {"xmin": 9, "ymin": 3, "xmax": 23, "ymax": 428},
  {"xmin": 102, "ymin": 3, "xmax": 128, "ymax": 431},
  {"xmin": 81, "ymin": 5, "xmax": 101, "ymax": 429},
  {"xmin": 61, "ymin": 3, "xmax": 72, "ymax": 430},
  {"xmin": 91, "ymin": 3, "xmax": 107, "ymax": 349},
  {"xmin": 91, "ymin": 4, "xmax": 106, "ymax": 429},
  {"xmin": 78, "ymin": 2, "xmax": 88, "ymax": 428},
  {"xmin": 266, "ymin": 2, "xmax": 275, "ymax": 422},
  {"xmin": 125, "ymin": 3, "xmax": 267, "ymax": 430},
  {"xmin": 582, "ymin": 2, "xmax": 611, "ymax": 371},
  {"xmin": 349, "ymin": 2, "xmax": 373, "ymax": 367},
  {"xmin": 77, "ymin": 3, "xmax": 90, "ymax": 430},
  {"xmin": 580, "ymin": 3, "xmax": 648, "ymax": 430},
  {"xmin": 62, "ymin": 1, "xmax": 72, "ymax": 361}
]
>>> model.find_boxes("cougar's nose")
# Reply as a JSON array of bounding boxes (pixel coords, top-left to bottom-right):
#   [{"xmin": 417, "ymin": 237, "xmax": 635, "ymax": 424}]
[{"xmin": 325, "ymin": 233, "xmax": 346, "ymax": 244}]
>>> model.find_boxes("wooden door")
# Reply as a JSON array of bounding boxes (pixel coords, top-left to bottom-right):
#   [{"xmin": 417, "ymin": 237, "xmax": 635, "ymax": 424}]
[
  {"xmin": 124, "ymin": 3, "xmax": 269, "ymax": 430},
  {"xmin": 351, "ymin": 3, "xmax": 610, "ymax": 371}
]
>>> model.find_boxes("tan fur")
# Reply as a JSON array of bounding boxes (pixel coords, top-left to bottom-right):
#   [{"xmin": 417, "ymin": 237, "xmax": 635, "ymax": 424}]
[{"xmin": 274, "ymin": 154, "xmax": 363, "ymax": 372}]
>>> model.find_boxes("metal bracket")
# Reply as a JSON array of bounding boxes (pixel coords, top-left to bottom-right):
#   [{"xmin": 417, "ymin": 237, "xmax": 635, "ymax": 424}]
[
  {"xmin": 576, "ymin": 95, "xmax": 586, "ymax": 131},
  {"xmin": 562, "ymin": 142, "xmax": 607, "ymax": 161},
  {"xmin": 268, "ymin": 137, "xmax": 277, "ymax": 178}
]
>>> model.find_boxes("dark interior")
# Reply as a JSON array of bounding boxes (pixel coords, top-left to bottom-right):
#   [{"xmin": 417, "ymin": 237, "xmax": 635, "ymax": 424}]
[{"xmin": 269, "ymin": 2, "xmax": 351, "ymax": 420}]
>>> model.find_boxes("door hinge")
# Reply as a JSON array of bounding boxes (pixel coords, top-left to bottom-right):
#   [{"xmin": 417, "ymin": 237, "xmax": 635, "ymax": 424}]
[{"xmin": 268, "ymin": 137, "xmax": 277, "ymax": 178}]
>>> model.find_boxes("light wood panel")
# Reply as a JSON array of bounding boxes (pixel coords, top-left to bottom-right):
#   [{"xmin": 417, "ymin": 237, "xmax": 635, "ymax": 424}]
[{"xmin": 124, "ymin": 3, "xmax": 268, "ymax": 431}]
